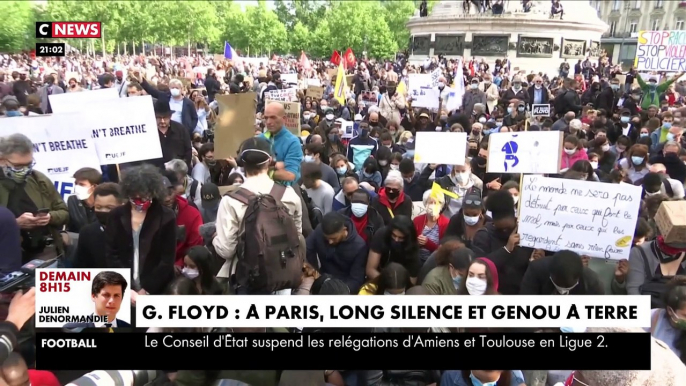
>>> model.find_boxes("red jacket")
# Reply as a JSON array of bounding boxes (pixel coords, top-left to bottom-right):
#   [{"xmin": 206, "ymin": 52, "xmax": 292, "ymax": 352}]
[
  {"xmin": 174, "ymin": 196, "xmax": 204, "ymax": 266},
  {"xmin": 413, "ymin": 214, "xmax": 449, "ymax": 253}
]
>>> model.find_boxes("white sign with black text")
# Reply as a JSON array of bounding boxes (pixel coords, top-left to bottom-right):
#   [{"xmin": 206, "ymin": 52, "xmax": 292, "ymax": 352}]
[{"xmin": 532, "ymin": 104, "xmax": 550, "ymax": 117}]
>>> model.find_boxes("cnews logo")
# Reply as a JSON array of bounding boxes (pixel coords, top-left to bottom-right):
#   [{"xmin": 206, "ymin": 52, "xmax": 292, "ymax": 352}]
[
  {"xmin": 47, "ymin": 167, "xmax": 69, "ymax": 174},
  {"xmin": 36, "ymin": 22, "xmax": 101, "ymax": 39}
]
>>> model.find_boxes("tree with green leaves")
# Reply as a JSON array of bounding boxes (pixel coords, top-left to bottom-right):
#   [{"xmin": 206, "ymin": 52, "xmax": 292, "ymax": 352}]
[{"xmin": 0, "ymin": 1, "xmax": 36, "ymax": 52}]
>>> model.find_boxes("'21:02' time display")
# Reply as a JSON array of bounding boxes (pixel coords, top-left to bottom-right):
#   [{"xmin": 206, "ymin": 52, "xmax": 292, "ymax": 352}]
[{"xmin": 36, "ymin": 42, "xmax": 65, "ymax": 57}]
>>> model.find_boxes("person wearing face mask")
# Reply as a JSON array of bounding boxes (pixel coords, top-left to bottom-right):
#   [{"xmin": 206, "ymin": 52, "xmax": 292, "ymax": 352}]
[
  {"xmin": 303, "ymin": 143, "xmax": 340, "ymax": 190},
  {"xmin": 503, "ymin": 101, "xmax": 526, "ymax": 127},
  {"xmin": 647, "ymin": 277, "xmax": 686, "ymax": 363},
  {"xmin": 413, "ymin": 190, "xmax": 450, "ymax": 263},
  {"xmin": 638, "ymin": 72, "xmax": 684, "ymax": 111},
  {"xmin": 520, "ymin": 250, "xmax": 604, "ymax": 295},
  {"xmin": 441, "ymin": 370, "xmax": 525, "ymax": 386},
  {"xmin": 597, "ymin": 78, "xmax": 620, "ymax": 112},
  {"xmin": 480, "ymin": 74, "xmax": 500, "ymax": 113},
  {"xmin": 161, "ymin": 171, "xmax": 204, "ymax": 270},
  {"xmin": 198, "ymin": 182, "xmax": 222, "ymax": 223},
  {"xmin": 618, "ymin": 144, "xmax": 650, "ymax": 183},
  {"xmin": 182, "ymin": 246, "xmax": 225, "ymax": 295},
  {"xmin": 649, "ymin": 111, "xmax": 675, "ymax": 152},
  {"xmin": 560, "ymin": 135, "xmax": 588, "ymax": 172},
  {"xmin": 445, "ymin": 188, "xmax": 491, "ymax": 248},
  {"xmin": 420, "ymin": 239, "xmax": 472, "ymax": 294},
  {"xmin": 106, "ymin": 165, "xmax": 176, "ymax": 295},
  {"xmin": 462, "ymin": 78, "xmax": 487, "ymax": 120},
  {"xmin": 499, "ymin": 75, "xmax": 529, "ymax": 108},
  {"xmin": 367, "ymin": 215, "xmax": 421, "ymax": 284},
  {"xmin": 648, "ymin": 163, "xmax": 686, "ymax": 199},
  {"xmin": 527, "ymin": 75, "xmax": 549, "ymax": 106},
  {"xmin": 192, "ymin": 143, "xmax": 217, "ymax": 184},
  {"xmin": 371, "ymin": 170, "xmax": 413, "ymax": 226},
  {"xmin": 378, "ymin": 80, "xmax": 406, "ymax": 126},
  {"xmin": 433, "ymin": 160, "xmax": 483, "ymax": 218},
  {"xmin": 338, "ymin": 188, "xmax": 383, "ymax": 247},
  {"xmin": 471, "ymin": 190, "xmax": 532, "ymax": 295},
  {"xmin": 74, "ymin": 183, "xmax": 125, "ymax": 269},
  {"xmin": 141, "ymin": 77, "xmax": 198, "ymax": 139},
  {"xmin": 67, "ymin": 167, "xmax": 102, "ymax": 233},
  {"xmin": 457, "ymin": 257, "xmax": 500, "ymax": 296},
  {"xmin": 346, "ymin": 121, "xmax": 379, "ymax": 172}
]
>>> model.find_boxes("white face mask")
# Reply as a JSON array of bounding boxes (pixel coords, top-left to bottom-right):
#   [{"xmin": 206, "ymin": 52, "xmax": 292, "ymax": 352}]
[
  {"xmin": 464, "ymin": 214, "xmax": 480, "ymax": 226},
  {"xmin": 455, "ymin": 171, "xmax": 470, "ymax": 184},
  {"xmin": 303, "ymin": 114, "xmax": 310, "ymax": 120},
  {"xmin": 438, "ymin": 82, "xmax": 445, "ymax": 88},
  {"xmin": 384, "ymin": 290, "xmax": 404, "ymax": 295},
  {"xmin": 379, "ymin": 160, "xmax": 388, "ymax": 166},
  {"xmin": 601, "ymin": 144, "xmax": 610, "ymax": 152},
  {"xmin": 182, "ymin": 267, "xmax": 199, "ymax": 280},
  {"xmin": 435, "ymin": 125, "xmax": 443, "ymax": 132},
  {"xmin": 590, "ymin": 161, "xmax": 598, "ymax": 169},
  {"xmin": 564, "ymin": 148, "xmax": 576, "ymax": 155},
  {"xmin": 74, "ymin": 185, "xmax": 92, "ymax": 201},
  {"xmin": 326, "ymin": 113, "xmax": 334, "ymax": 121},
  {"xmin": 471, "ymin": 84, "xmax": 478, "ymax": 89},
  {"xmin": 170, "ymin": 88, "xmax": 181, "ymax": 97},
  {"xmin": 512, "ymin": 195, "xmax": 519, "ymax": 205},
  {"xmin": 466, "ymin": 277, "xmax": 487, "ymax": 295},
  {"xmin": 390, "ymin": 164, "xmax": 399, "ymax": 170}
]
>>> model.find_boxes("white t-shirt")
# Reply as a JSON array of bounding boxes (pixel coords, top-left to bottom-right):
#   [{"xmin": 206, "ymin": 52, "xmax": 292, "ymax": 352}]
[{"xmin": 169, "ymin": 98, "xmax": 184, "ymax": 125}]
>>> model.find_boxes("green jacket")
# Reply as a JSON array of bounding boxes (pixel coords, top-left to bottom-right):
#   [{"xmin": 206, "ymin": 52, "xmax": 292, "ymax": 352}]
[
  {"xmin": 637, "ymin": 75, "xmax": 677, "ymax": 110},
  {"xmin": 422, "ymin": 266, "xmax": 458, "ymax": 295},
  {"xmin": 0, "ymin": 171, "xmax": 69, "ymax": 253}
]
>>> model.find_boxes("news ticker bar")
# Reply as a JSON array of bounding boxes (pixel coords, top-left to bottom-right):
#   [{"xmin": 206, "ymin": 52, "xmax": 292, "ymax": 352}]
[{"xmin": 36, "ymin": 333, "xmax": 651, "ymax": 370}]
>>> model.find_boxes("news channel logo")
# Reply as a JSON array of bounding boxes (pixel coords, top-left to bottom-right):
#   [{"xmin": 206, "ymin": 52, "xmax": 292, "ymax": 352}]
[{"xmin": 36, "ymin": 268, "xmax": 131, "ymax": 328}]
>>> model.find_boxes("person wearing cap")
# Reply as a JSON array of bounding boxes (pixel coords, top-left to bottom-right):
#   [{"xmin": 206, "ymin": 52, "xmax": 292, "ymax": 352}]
[
  {"xmin": 637, "ymin": 71, "xmax": 684, "ymax": 111},
  {"xmin": 462, "ymin": 78, "xmax": 487, "ymax": 119},
  {"xmin": 152, "ymin": 98, "xmax": 192, "ymax": 170},
  {"xmin": 114, "ymin": 70, "xmax": 128, "ymax": 98},
  {"xmin": 499, "ymin": 75, "xmax": 529, "ymax": 108},
  {"xmin": 199, "ymin": 183, "xmax": 220, "ymax": 223},
  {"xmin": 610, "ymin": 108, "xmax": 639, "ymax": 144},
  {"xmin": 2, "ymin": 96, "xmax": 22, "ymax": 117},
  {"xmin": 141, "ymin": 77, "xmax": 198, "ymax": 138},
  {"xmin": 213, "ymin": 137, "xmax": 303, "ymax": 278}
]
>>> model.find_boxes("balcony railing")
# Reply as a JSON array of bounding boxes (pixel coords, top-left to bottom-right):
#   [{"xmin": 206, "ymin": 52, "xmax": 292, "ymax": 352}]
[{"xmin": 602, "ymin": 32, "xmax": 633, "ymax": 38}]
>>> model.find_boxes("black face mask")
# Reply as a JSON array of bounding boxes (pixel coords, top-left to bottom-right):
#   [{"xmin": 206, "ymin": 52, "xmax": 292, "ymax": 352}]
[
  {"xmin": 476, "ymin": 156, "xmax": 487, "ymax": 167},
  {"xmin": 390, "ymin": 240, "xmax": 403, "ymax": 250},
  {"xmin": 494, "ymin": 228, "xmax": 512, "ymax": 241},
  {"xmin": 94, "ymin": 211, "xmax": 110, "ymax": 226},
  {"xmin": 385, "ymin": 188, "xmax": 400, "ymax": 200}
]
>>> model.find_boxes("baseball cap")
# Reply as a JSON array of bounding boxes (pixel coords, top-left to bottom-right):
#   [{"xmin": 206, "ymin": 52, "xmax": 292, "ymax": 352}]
[
  {"xmin": 354, "ymin": 114, "xmax": 363, "ymax": 122},
  {"xmin": 201, "ymin": 183, "xmax": 221, "ymax": 210},
  {"xmin": 419, "ymin": 113, "xmax": 430, "ymax": 119},
  {"xmin": 462, "ymin": 188, "xmax": 483, "ymax": 209}
]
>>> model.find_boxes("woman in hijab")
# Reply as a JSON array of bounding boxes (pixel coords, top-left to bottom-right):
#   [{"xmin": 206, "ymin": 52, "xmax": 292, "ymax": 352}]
[{"xmin": 457, "ymin": 258, "xmax": 500, "ymax": 296}]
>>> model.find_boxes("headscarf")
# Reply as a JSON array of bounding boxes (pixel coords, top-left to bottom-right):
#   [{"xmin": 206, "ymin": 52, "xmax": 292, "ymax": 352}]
[{"xmin": 477, "ymin": 257, "xmax": 499, "ymax": 292}]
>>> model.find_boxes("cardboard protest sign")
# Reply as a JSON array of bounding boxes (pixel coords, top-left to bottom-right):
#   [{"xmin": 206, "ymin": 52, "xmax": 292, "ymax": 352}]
[
  {"xmin": 487, "ymin": 131, "xmax": 563, "ymax": 174},
  {"xmin": 519, "ymin": 175, "xmax": 641, "ymax": 260},
  {"xmin": 532, "ymin": 104, "xmax": 550, "ymax": 117},
  {"xmin": 414, "ymin": 132, "xmax": 467, "ymax": 165},
  {"xmin": 278, "ymin": 101, "xmax": 302, "ymax": 136},
  {"xmin": 326, "ymin": 68, "xmax": 337, "ymax": 79},
  {"xmin": 635, "ymin": 30, "xmax": 686, "ymax": 71},
  {"xmin": 307, "ymin": 86, "xmax": 325, "ymax": 100},
  {"xmin": 654, "ymin": 201, "xmax": 686, "ymax": 244},
  {"xmin": 281, "ymin": 73, "xmax": 298, "ymax": 86},
  {"xmin": 0, "ymin": 114, "xmax": 101, "ymax": 200},
  {"xmin": 49, "ymin": 87, "xmax": 119, "ymax": 113},
  {"xmin": 306, "ymin": 78, "xmax": 322, "ymax": 87},
  {"xmin": 266, "ymin": 88, "xmax": 297, "ymax": 102},
  {"xmin": 214, "ymin": 92, "xmax": 257, "ymax": 159}
]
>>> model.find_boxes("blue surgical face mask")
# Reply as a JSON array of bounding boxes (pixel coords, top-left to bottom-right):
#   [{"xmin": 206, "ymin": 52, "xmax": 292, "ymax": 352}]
[
  {"xmin": 640, "ymin": 133, "xmax": 649, "ymax": 138},
  {"xmin": 469, "ymin": 372, "xmax": 498, "ymax": 386},
  {"xmin": 667, "ymin": 133, "xmax": 675, "ymax": 141},
  {"xmin": 336, "ymin": 166, "xmax": 347, "ymax": 175},
  {"xmin": 610, "ymin": 84, "xmax": 620, "ymax": 91},
  {"xmin": 620, "ymin": 116, "xmax": 630, "ymax": 124},
  {"xmin": 303, "ymin": 155, "xmax": 314, "ymax": 163},
  {"xmin": 507, "ymin": 107, "xmax": 512, "ymax": 114},
  {"xmin": 452, "ymin": 275, "xmax": 462, "ymax": 289},
  {"xmin": 631, "ymin": 156, "xmax": 644, "ymax": 165},
  {"xmin": 495, "ymin": 121, "xmax": 503, "ymax": 127},
  {"xmin": 351, "ymin": 203, "xmax": 368, "ymax": 218},
  {"xmin": 664, "ymin": 122, "xmax": 673, "ymax": 129}
]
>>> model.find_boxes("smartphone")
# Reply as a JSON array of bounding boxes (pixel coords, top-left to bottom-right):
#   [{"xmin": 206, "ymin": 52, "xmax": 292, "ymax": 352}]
[{"xmin": 35, "ymin": 208, "xmax": 50, "ymax": 216}]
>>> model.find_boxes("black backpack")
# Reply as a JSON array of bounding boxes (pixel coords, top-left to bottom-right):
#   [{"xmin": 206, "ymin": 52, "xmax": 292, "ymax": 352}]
[
  {"xmin": 187, "ymin": 180, "xmax": 199, "ymax": 209},
  {"xmin": 227, "ymin": 184, "xmax": 303, "ymax": 294},
  {"xmin": 637, "ymin": 246, "xmax": 671, "ymax": 309}
]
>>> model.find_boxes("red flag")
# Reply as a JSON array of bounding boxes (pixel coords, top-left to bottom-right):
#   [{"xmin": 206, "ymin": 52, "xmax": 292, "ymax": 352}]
[
  {"xmin": 344, "ymin": 48, "xmax": 356, "ymax": 69},
  {"xmin": 330, "ymin": 50, "xmax": 341, "ymax": 66},
  {"xmin": 299, "ymin": 51, "xmax": 311, "ymax": 70}
]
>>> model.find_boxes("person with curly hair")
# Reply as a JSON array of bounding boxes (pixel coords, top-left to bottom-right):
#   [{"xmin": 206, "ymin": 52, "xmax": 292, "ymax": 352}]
[{"xmin": 105, "ymin": 164, "xmax": 176, "ymax": 295}]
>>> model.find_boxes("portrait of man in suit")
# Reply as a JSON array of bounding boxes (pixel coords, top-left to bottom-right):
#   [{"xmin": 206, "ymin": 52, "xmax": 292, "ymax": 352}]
[{"xmin": 64, "ymin": 270, "xmax": 130, "ymax": 330}]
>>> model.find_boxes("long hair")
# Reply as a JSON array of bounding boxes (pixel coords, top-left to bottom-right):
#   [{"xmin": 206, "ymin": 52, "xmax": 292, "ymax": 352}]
[
  {"xmin": 457, "ymin": 259, "xmax": 499, "ymax": 295},
  {"xmin": 386, "ymin": 215, "xmax": 419, "ymax": 257},
  {"xmin": 185, "ymin": 246, "xmax": 223, "ymax": 295}
]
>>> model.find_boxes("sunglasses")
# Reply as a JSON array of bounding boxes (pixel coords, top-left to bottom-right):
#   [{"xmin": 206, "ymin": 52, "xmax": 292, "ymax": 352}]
[{"xmin": 464, "ymin": 199, "xmax": 482, "ymax": 206}]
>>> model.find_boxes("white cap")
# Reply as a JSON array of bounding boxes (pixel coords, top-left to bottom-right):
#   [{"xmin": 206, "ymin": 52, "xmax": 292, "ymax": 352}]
[{"xmin": 354, "ymin": 114, "xmax": 363, "ymax": 121}]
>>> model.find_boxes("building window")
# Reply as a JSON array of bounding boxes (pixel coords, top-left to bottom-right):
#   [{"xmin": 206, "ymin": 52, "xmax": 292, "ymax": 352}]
[
  {"xmin": 609, "ymin": 20, "xmax": 617, "ymax": 36},
  {"xmin": 677, "ymin": 18, "xmax": 685, "ymax": 30},
  {"xmin": 656, "ymin": 0, "xmax": 663, "ymax": 7},
  {"xmin": 630, "ymin": 20, "xmax": 638, "ymax": 34},
  {"xmin": 620, "ymin": 44, "xmax": 637, "ymax": 61},
  {"xmin": 652, "ymin": 19, "xmax": 661, "ymax": 30},
  {"xmin": 613, "ymin": 0, "xmax": 620, "ymax": 11},
  {"xmin": 633, "ymin": 0, "xmax": 641, "ymax": 9}
]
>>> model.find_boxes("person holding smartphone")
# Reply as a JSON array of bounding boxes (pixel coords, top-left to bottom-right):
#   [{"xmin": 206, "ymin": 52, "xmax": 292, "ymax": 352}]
[{"xmin": 0, "ymin": 133, "xmax": 69, "ymax": 262}]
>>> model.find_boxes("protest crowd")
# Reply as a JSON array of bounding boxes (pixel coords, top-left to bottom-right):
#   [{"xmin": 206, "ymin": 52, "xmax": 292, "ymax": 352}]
[{"xmin": 3, "ymin": 4, "xmax": 686, "ymax": 386}]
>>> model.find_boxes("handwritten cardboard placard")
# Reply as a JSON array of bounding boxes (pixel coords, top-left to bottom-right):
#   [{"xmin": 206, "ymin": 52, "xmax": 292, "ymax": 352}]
[
  {"xmin": 215, "ymin": 92, "xmax": 257, "ymax": 159},
  {"xmin": 487, "ymin": 131, "xmax": 563, "ymax": 174},
  {"xmin": 519, "ymin": 175, "xmax": 641, "ymax": 260},
  {"xmin": 307, "ymin": 86, "xmax": 325, "ymax": 100},
  {"xmin": 266, "ymin": 88, "xmax": 298, "ymax": 102},
  {"xmin": 278, "ymin": 101, "xmax": 301, "ymax": 136}
]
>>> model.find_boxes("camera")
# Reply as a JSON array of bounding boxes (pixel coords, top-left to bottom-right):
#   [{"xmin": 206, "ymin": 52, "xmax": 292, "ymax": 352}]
[
  {"xmin": 0, "ymin": 258, "xmax": 59, "ymax": 294},
  {"xmin": 67, "ymin": 370, "xmax": 163, "ymax": 386}
]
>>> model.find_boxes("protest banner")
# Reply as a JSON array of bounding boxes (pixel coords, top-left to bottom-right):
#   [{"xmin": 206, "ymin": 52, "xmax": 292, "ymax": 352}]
[
  {"xmin": 519, "ymin": 175, "xmax": 641, "ymax": 260},
  {"xmin": 487, "ymin": 131, "xmax": 563, "ymax": 174},
  {"xmin": 532, "ymin": 104, "xmax": 550, "ymax": 117},
  {"xmin": 266, "ymin": 88, "xmax": 297, "ymax": 102},
  {"xmin": 279, "ymin": 101, "xmax": 301, "ymax": 136},
  {"xmin": 49, "ymin": 87, "xmax": 119, "ymax": 114},
  {"xmin": 341, "ymin": 120, "xmax": 354, "ymax": 139},
  {"xmin": 215, "ymin": 92, "xmax": 257, "ymax": 159},
  {"xmin": 411, "ymin": 87, "xmax": 441, "ymax": 110},
  {"xmin": 414, "ymin": 132, "xmax": 467, "ymax": 165},
  {"xmin": 281, "ymin": 73, "xmax": 298, "ymax": 86},
  {"xmin": 307, "ymin": 86, "xmax": 325, "ymax": 100},
  {"xmin": 408, "ymin": 74, "xmax": 433, "ymax": 94},
  {"xmin": 635, "ymin": 30, "xmax": 686, "ymax": 71},
  {"xmin": 0, "ymin": 114, "xmax": 101, "ymax": 199},
  {"xmin": 306, "ymin": 78, "xmax": 321, "ymax": 87}
]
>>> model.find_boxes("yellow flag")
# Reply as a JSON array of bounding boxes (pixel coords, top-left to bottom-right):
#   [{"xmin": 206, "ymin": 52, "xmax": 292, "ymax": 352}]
[
  {"xmin": 333, "ymin": 61, "xmax": 348, "ymax": 105},
  {"xmin": 431, "ymin": 182, "xmax": 458, "ymax": 200},
  {"xmin": 397, "ymin": 79, "xmax": 406, "ymax": 96}
]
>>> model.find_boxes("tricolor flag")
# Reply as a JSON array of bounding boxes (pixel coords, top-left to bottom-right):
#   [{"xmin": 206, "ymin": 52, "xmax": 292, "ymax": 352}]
[{"xmin": 224, "ymin": 41, "xmax": 244, "ymax": 72}]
